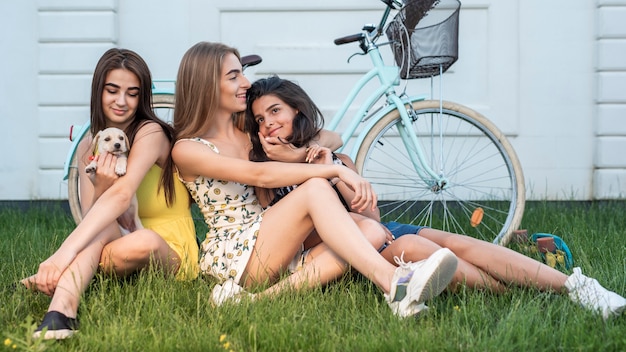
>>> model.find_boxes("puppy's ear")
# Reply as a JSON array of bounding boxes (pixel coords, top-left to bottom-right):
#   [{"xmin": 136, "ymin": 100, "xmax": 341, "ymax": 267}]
[
  {"xmin": 90, "ymin": 131, "xmax": 102, "ymax": 156},
  {"xmin": 124, "ymin": 133, "xmax": 130, "ymax": 153}
]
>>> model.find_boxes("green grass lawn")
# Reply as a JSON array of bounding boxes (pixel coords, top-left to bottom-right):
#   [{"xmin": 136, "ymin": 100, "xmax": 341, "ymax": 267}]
[{"xmin": 1, "ymin": 201, "xmax": 625, "ymax": 351}]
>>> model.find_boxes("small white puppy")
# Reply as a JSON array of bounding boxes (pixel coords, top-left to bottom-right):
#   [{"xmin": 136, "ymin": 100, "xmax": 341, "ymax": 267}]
[
  {"xmin": 85, "ymin": 127, "xmax": 130, "ymax": 176},
  {"xmin": 84, "ymin": 127, "xmax": 142, "ymax": 235}
]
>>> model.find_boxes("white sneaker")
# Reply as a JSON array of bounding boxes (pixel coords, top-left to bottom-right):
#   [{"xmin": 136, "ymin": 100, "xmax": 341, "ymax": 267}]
[
  {"xmin": 211, "ymin": 279, "xmax": 255, "ymax": 306},
  {"xmin": 386, "ymin": 248, "xmax": 458, "ymax": 318},
  {"xmin": 564, "ymin": 267, "xmax": 626, "ymax": 319},
  {"xmin": 385, "ymin": 298, "xmax": 430, "ymax": 317}
]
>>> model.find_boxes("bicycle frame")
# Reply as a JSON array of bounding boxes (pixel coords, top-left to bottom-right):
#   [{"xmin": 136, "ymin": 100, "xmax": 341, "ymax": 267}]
[
  {"xmin": 63, "ymin": 123, "xmax": 90, "ymax": 181},
  {"xmin": 328, "ymin": 20, "xmax": 447, "ymax": 189}
]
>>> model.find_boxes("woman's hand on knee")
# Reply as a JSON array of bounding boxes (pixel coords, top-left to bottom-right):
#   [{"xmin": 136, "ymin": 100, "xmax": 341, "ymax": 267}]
[{"xmin": 340, "ymin": 171, "xmax": 377, "ymax": 213}]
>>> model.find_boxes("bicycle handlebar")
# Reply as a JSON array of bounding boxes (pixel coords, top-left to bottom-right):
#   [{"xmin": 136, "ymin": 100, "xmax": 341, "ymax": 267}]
[
  {"xmin": 333, "ymin": 0, "xmax": 398, "ymax": 51},
  {"xmin": 241, "ymin": 54, "xmax": 262, "ymax": 69},
  {"xmin": 334, "ymin": 33, "xmax": 365, "ymax": 46}
]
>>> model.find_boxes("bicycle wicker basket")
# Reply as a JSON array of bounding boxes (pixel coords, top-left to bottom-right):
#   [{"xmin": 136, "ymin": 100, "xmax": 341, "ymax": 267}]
[{"xmin": 386, "ymin": 0, "xmax": 460, "ymax": 79}]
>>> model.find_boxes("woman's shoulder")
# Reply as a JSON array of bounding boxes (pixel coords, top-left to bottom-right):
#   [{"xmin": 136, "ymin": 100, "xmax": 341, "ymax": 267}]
[
  {"xmin": 175, "ymin": 137, "xmax": 219, "ymax": 153},
  {"xmin": 77, "ymin": 132, "xmax": 93, "ymax": 150},
  {"xmin": 75, "ymin": 133, "xmax": 94, "ymax": 165},
  {"xmin": 137, "ymin": 120, "xmax": 166, "ymax": 134}
]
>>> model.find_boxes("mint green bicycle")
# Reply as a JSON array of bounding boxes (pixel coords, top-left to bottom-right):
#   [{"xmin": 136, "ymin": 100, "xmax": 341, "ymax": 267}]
[
  {"xmin": 327, "ymin": 0, "xmax": 524, "ymax": 245},
  {"xmin": 64, "ymin": 0, "xmax": 524, "ymax": 246}
]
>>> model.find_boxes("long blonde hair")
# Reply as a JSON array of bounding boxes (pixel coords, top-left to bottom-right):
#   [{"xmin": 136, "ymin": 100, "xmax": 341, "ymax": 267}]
[{"xmin": 174, "ymin": 42, "xmax": 245, "ymax": 140}]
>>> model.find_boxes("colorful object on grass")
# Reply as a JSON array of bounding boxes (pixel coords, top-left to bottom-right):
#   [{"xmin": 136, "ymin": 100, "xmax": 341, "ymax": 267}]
[
  {"xmin": 531, "ymin": 233, "xmax": 573, "ymax": 269},
  {"xmin": 470, "ymin": 207, "xmax": 484, "ymax": 227},
  {"xmin": 544, "ymin": 250, "xmax": 567, "ymax": 268},
  {"xmin": 536, "ymin": 236, "xmax": 556, "ymax": 253}
]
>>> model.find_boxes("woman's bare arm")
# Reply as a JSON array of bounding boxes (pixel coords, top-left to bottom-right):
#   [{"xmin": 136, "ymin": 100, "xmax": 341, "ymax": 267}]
[
  {"xmin": 173, "ymin": 137, "xmax": 377, "ymax": 213},
  {"xmin": 46, "ymin": 123, "xmax": 168, "ymax": 269}
]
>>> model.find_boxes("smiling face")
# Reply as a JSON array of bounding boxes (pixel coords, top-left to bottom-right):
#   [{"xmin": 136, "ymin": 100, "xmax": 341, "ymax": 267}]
[
  {"xmin": 245, "ymin": 76, "xmax": 325, "ymax": 163},
  {"xmin": 219, "ymin": 53, "xmax": 251, "ymax": 115},
  {"xmin": 251, "ymin": 94, "xmax": 298, "ymax": 139},
  {"xmin": 101, "ymin": 68, "xmax": 140, "ymax": 129}
]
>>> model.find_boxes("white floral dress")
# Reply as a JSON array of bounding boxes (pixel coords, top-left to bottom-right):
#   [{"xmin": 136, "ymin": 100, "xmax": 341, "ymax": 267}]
[{"xmin": 177, "ymin": 137, "xmax": 265, "ymax": 284}]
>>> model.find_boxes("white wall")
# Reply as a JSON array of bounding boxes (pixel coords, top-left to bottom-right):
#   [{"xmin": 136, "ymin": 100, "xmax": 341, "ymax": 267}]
[
  {"xmin": 1, "ymin": 0, "xmax": 624, "ymax": 201},
  {"xmin": 0, "ymin": 1, "xmax": 39, "ymax": 199},
  {"xmin": 516, "ymin": 0, "xmax": 596, "ymax": 199},
  {"xmin": 595, "ymin": 0, "xmax": 626, "ymax": 198}
]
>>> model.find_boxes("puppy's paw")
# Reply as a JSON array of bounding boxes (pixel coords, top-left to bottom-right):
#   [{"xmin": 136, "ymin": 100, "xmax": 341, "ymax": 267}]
[
  {"xmin": 85, "ymin": 162, "xmax": 97, "ymax": 174},
  {"xmin": 115, "ymin": 166, "xmax": 126, "ymax": 176},
  {"xmin": 115, "ymin": 157, "xmax": 127, "ymax": 176}
]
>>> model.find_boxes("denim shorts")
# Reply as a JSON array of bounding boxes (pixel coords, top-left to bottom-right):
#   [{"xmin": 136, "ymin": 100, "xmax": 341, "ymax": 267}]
[
  {"xmin": 382, "ymin": 221, "xmax": 427, "ymax": 239},
  {"xmin": 378, "ymin": 221, "xmax": 427, "ymax": 253}
]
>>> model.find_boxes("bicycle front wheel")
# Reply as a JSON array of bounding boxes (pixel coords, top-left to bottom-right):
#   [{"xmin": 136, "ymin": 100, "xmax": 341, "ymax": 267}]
[
  {"xmin": 355, "ymin": 100, "xmax": 525, "ymax": 245},
  {"xmin": 67, "ymin": 93, "xmax": 176, "ymax": 225}
]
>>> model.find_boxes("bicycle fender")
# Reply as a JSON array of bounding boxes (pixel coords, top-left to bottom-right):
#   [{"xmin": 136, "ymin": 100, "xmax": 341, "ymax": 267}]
[
  {"xmin": 346, "ymin": 95, "xmax": 426, "ymax": 160},
  {"xmin": 62, "ymin": 122, "xmax": 91, "ymax": 180}
]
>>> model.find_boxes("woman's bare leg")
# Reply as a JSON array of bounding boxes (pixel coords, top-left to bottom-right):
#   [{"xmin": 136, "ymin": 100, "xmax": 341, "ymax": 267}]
[
  {"xmin": 258, "ymin": 214, "xmax": 388, "ymax": 296},
  {"xmin": 380, "ymin": 235, "xmax": 506, "ymax": 292},
  {"xmin": 259, "ymin": 243, "xmax": 347, "ymax": 296},
  {"xmin": 23, "ymin": 227, "xmax": 180, "ymax": 318},
  {"xmin": 242, "ymin": 178, "xmax": 396, "ymax": 293},
  {"xmin": 100, "ymin": 229, "xmax": 180, "ymax": 277},
  {"xmin": 419, "ymin": 228, "xmax": 568, "ymax": 291},
  {"xmin": 21, "ymin": 223, "xmax": 121, "ymax": 318}
]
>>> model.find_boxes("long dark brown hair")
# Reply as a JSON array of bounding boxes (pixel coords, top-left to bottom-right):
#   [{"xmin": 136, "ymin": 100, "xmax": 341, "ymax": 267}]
[
  {"xmin": 245, "ymin": 75, "xmax": 324, "ymax": 162},
  {"xmin": 89, "ymin": 48, "xmax": 176, "ymax": 205}
]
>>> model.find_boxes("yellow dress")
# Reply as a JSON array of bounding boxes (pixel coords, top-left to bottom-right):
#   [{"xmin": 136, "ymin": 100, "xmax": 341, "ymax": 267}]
[{"xmin": 136, "ymin": 165, "xmax": 199, "ymax": 280}]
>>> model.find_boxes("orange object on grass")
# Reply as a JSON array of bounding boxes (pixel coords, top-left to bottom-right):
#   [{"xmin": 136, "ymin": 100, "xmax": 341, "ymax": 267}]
[{"xmin": 470, "ymin": 207, "xmax": 484, "ymax": 227}]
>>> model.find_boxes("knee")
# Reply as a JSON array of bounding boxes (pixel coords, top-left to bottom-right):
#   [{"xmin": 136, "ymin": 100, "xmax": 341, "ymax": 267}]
[
  {"xmin": 103, "ymin": 231, "xmax": 161, "ymax": 263},
  {"xmin": 358, "ymin": 219, "xmax": 386, "ymax": 251},
  {"xmin": 422, "ymin": 228, "xmax": 476, "ymax": 254},
  {"xmin": 298, "ymin": 178, "xmax": 335, "ymax": 197},
  {"xmin": 439, "ymin": 234, "xmax": 478, "ymax": 258},
  {"xmin": 390, "ymin": 235, "xmax": 441, "ymax": 262},
  {"xmin": 132, "ymin": 231, "xmax": 163, "ymax": 257}
]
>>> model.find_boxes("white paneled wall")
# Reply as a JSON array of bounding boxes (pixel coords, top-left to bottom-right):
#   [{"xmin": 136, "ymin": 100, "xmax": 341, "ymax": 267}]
[
  {"xmin": 595, "ymin": 0, "xmax": 626, "ymax": 198},
  {"xmin": 1, "ymin": 0, "xmax": 625, "ymax": 201},
  {"xmin": 36, "ymin": 1, "xmax": 117, "ymax": 199}
]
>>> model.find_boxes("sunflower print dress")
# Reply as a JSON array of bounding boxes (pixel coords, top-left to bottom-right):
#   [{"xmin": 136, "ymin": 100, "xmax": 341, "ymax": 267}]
[{"xmin": 177, "ymin": 137, "xmax": 265, "ymax": 284}]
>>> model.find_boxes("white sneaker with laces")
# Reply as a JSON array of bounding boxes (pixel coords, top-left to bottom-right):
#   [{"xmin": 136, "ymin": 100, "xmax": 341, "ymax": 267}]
[
  {"xmin": 211, "ymin": 279, "xmax": 255, "ymax": 306},
  {"xmin": 564, "ymin": 267, "xmax": 626, "ymax": 319},
  {"xmin": 386, "ymin": 248, "xmax": 458, "ymax": 318}
]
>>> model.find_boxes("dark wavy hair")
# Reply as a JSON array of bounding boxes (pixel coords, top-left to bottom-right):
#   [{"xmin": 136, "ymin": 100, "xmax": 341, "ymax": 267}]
[
  {"xmin": 245, "ymin": 75, "xmax": 324, "ymax": 162},
  {"xmin": 88, "ymin": 48, "xmax": 176, "ymax": 205}
]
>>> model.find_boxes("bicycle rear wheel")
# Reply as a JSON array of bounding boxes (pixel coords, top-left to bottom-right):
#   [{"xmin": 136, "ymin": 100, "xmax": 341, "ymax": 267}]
[
  {"xmin": 152, "ymin": 93, "xmax": 176, "ymax": 125},
  {"xmin": 355, "ymin": 100, "xmax": 525, "ymax": 245},
  {"xmin": 67, "ymin": 93, "xmax": 176, "ymax": 224},
  {"xmin": 67, "ymin": 156, "xmax": 82, "ymax": 224}
]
